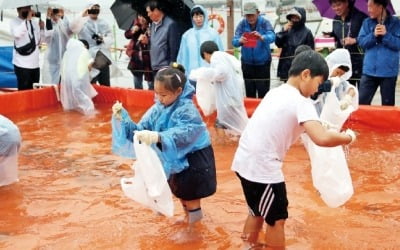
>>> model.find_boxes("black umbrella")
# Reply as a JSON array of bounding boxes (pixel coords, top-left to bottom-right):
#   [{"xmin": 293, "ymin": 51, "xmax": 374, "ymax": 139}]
[
  {"xmin": 127, "ymin": 0, "xmax": 194, "ymax": 33},
  {"xmin": 111, "ymin": 0, "xmax": 138, "ymax": 31}
]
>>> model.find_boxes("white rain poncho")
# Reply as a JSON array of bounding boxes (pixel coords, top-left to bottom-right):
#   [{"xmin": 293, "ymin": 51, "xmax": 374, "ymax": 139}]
[
  {"xmin": 314, "ymin": 48, "xmax": 359, "ymax": 115},
  {"xmin": 177, "ymin": 5, "xmax": 224, "ymax": 78},
  {"xmin": 60, "ymin": 39, "xmax": 97, "ymax": 115},
  {"xmin": 42, "ymin": 17, "xmax": 72, "ymax": 84},
  {"xmin": 0, "ymin": 115, "xmax": 21, "ymax": 187},
  {"xmin": 190, "ymin": 51, "xmax": 248, "ymax": 136},
  {"xmin": 77, "ymin": 16, "xmax": 113, "ymax": 64},
  {"xmin": 111, "ymin": 83, "xmax": 211, "ymax": 178}
]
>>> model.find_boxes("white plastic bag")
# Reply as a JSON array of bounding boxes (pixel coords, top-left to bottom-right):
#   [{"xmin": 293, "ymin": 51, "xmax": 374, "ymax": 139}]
[
  {"xmin": 302, "ymin": 88, "xmax": 354, "ymax": 207},
  {"xmin": 302, "ymin": 134, "xmax": 353, "ymax": 208},
  {"xmin": 120, "ymin": 135, "xmax": 174, "ymax": 217},
  {"xmin": 190, "ymin": 68, "xmax": 216, "ymax": 116},
  {"xmin": 320, "ymin": 88, "xmax": 355, "ymax": 129}
]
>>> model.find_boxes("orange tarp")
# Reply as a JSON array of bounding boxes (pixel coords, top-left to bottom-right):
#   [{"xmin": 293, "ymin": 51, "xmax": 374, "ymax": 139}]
[
  {"xmin": 1, "ymin": 85, "xmax": 399, "ymax": 132},
  {"xmin": 0, "ymin": 87, "xmax": 58, "ymax": 115}
]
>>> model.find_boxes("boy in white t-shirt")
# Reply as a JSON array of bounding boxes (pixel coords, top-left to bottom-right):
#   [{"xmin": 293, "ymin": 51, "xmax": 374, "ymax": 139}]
[{"xmin": 231, "ymin": 50, "xmax": 356, "ymax": 249}]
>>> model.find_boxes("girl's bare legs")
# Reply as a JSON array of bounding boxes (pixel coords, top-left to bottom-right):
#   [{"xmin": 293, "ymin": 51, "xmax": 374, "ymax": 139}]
[
  {"xmin": 170, "ymin": 199, "xmax": 203, "ymax": 242},
  {"xmin": 179, "ymin": 200, "xmax": 188, "ymax": 223}
]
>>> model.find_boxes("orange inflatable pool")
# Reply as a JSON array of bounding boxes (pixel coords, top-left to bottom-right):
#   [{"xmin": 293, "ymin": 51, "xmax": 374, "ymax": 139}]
[{"xmin": 0, "ymin": 86, "xmax": 399, "ymax": 249}]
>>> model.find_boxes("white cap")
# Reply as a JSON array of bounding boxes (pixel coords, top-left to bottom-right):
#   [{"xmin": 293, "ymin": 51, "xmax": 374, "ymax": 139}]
[{"xmin": 87, "ymin": 0, "xmax": 100, "ymax": 9}]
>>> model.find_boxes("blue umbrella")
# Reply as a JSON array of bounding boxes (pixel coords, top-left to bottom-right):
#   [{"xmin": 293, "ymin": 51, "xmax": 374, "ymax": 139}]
[{"xmin": 313, "ymin": 0, "xmax": 395, "ymax": 19}]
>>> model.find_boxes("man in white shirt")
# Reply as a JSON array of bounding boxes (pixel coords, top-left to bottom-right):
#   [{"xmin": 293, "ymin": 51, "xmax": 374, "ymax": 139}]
[{"xmin": 10, "ymin": 6, "xmax": 44, "ymax": 90}]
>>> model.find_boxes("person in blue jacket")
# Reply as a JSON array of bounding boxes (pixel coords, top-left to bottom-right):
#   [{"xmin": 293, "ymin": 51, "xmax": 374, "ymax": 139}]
[
  {"xmin": 112, "ymin": 62, "xmax": 216, "ymax": 228},
  {"xmin": 357, "ymin": 0, "xmax": 400, "ymax": 106},
  {"xmin": 232, "ymin": 2, "xmax": 275, "ymax": 98},
  {"xmin": 177, "ymin": 5, "xmax": 224, "ymax": 88}
]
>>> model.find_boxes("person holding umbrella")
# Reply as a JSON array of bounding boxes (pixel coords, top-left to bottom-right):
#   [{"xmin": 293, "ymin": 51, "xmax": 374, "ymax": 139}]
[
  {"xmin": 124, "ymin": 14, "xmax": 153, "ymax": 90},
  {"xmin": 143, "ymin": 0, "xmax": 181, "ymax": 90},
  {"xmin": 326, "ymin": 0, "xmax": 368, "ymax": 87},
  {"xmin": 357, "ymin": 0, "xmax": 400, "ymax": 106},
  {"xmin": 10, "ymin": 5, "xmax": 44, "ymax": 90}
]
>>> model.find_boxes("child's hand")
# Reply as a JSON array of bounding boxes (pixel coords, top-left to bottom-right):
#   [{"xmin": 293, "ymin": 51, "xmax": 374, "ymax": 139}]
[
  {"xmin": 330, "ymin": 76, "xmax": 341, "ymax": 89},
  {"xmin": 112, "ymin": 101, "xmax": 123, "ymax": 120},
  {"xmin": 344, "ymin": 129, "xmax": 356, "ymax": 144},
  {"xmin": 135, "ymin": 130, "xmax": 159, "ymax": 145},
  {"xmin": 339, "ymin": 94, "xmax": 353, "ymax": 110}
]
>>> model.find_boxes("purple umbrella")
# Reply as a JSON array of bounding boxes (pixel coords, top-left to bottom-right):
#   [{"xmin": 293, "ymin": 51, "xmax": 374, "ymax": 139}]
[{"xmin": 312, "ymin": 0, "xmax": 395, "ymax": 19}]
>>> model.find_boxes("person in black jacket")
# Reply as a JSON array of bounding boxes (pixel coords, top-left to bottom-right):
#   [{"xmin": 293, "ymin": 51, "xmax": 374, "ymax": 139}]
[
  {"xmin": 275, "ymin": 7, "xmax": 315, "ymax": 82},
  {"xmin": 327, "ymin": 0, "xmax": 367, "ymax": 86}
]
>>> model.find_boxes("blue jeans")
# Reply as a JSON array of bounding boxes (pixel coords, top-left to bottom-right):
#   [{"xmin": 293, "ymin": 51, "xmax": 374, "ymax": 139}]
[{"xmin": 359, "ymin": 75, "xmax": 397, "ymax": 106}]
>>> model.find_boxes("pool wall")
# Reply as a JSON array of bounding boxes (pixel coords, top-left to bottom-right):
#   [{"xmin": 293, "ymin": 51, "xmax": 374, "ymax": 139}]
[{"xmin": 1, "ymin": 85, "xmax": 399, "ymax": 132}]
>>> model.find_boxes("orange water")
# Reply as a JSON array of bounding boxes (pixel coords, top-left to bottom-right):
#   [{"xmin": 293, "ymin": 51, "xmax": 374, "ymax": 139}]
[{"xmin": 1, "ymin": 104, "xmax": 399, "ymax": 249}]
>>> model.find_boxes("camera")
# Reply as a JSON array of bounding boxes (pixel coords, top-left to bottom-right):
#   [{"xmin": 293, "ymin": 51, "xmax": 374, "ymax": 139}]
[
  {"xmin": 87, "ymin": 9, "xmax": 100, "ymax": 15},
  {"xmin": 92, "ymin": 34, "xmax": 103, "ymax": 45},
  {"xmin": 52, "ymin": 8, "xmax": 59, "ymax": 15},
  {"xmin": 311, "ymin": 79, "xmax": 332, "ymax": 100},
  {"xmin": 34, "ymin": 11, "xmax": 41, "ymax": 18}
]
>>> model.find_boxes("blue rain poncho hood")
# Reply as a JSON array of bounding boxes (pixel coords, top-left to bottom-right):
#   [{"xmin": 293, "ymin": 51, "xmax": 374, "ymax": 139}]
[
  {"xmin": 177, "ymin": 5, "xmax": 224, "ymax": 77},
  {"xmin": 111, "ymin": 82, "xmax": 211, "ymax": 178}
]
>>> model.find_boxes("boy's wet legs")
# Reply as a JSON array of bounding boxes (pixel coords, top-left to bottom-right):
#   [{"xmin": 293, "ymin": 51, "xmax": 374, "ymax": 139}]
[
  {"xmin": 264, "ymin": 219, "xmax": 285, "ymax": 250},
  {"xmin": 241, "ymin": 214, "xmax": 264, "ymax": 248}
]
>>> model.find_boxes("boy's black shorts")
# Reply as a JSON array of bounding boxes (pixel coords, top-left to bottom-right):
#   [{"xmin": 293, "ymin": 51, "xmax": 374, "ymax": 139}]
[
  {"xmin": 236, "ymin": 172, "xmax": 288, "ymax": 226},
  {"xmin": 168, "ymin": 145, "xmax": 217, "ymax": 201}
]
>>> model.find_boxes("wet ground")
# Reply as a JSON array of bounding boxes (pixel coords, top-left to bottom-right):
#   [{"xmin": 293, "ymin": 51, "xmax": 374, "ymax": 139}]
[{"xmin": 1, "ymin": 104, "xmax": 400, "ymax": 249}]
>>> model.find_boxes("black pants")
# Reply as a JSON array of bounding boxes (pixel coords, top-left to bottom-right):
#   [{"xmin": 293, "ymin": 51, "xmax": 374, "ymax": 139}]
[
  {"xmin": 359, "ymin": 74, "xmax": 397, "ymax": 106},
  {"xmin": 91, "ymin": 66, "xmax": 110, "ymax": 86},
  {"xmin": 242, "ymin": 61, "xmax": 271, "ymax": 98},
  {"xmin": 13, "ymin": 65, "xmax": 40, "ymax": 90}
]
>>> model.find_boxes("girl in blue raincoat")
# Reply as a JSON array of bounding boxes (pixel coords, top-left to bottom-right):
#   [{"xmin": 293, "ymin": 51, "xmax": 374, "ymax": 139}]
[
  {"xmin": 111, "ymin": 63, "xmax": 216, "ymax": 226},
  {"xmin": 177, "ymin": 5, "xmax": 224, "ymax": 86}
]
